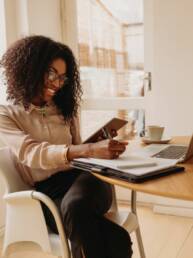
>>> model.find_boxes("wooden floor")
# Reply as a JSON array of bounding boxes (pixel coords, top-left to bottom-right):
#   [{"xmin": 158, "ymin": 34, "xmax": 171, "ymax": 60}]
[{"xmin": 1, "ymin": 205, "xmax": 193, "ymax": 258}]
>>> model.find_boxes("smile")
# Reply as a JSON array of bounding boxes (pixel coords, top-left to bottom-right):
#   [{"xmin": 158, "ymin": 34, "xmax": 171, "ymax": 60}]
[{"xmin": 46, "ymin": 87, "xmax": 57, "ymax": 94}]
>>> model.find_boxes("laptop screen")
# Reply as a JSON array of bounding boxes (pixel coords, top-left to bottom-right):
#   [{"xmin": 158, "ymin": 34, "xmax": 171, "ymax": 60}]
[{"xmin": 184, "ymin": 134, "xmax": 193, "ymax": 161}]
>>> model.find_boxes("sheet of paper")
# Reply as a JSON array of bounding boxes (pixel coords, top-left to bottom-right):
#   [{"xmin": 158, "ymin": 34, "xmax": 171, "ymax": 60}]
[{"xmin": 74, "ymin": 156, "xmax": 177, "ymax": 176}]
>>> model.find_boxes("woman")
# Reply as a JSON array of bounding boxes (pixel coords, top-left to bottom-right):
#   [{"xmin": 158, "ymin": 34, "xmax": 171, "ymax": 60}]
[{"xmin": 0, "ymin": 35, "xmax": 132, "ymax": 258}]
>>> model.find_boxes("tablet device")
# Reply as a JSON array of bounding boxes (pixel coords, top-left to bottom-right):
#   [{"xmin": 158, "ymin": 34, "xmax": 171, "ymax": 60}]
[{"xmin": 83, "ymin": 117, "xmax": 128, "ymax": 143}]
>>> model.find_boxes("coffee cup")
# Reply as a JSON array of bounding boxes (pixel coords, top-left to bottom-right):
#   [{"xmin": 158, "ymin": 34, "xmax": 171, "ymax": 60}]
[{"xmin": 146, "ymin": 125, "xmax": 164, "ymax": 141}]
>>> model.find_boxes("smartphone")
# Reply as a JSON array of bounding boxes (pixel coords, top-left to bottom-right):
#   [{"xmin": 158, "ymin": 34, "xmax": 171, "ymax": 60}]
[{"xmin": 83, "ymin": 117, "xmax": 128, "ymax": 143}]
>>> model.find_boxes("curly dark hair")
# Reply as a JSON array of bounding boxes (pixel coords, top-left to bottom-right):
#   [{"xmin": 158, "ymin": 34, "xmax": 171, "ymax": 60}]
[{"xmin": 0, "ymin": 35, "xmax": 82, "ymax": 123}]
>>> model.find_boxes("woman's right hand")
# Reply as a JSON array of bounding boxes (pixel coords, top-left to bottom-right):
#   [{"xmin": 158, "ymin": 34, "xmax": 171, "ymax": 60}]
[{"xmin": 88, "ymin": 139, "xmax": 128, "ymax": 159}]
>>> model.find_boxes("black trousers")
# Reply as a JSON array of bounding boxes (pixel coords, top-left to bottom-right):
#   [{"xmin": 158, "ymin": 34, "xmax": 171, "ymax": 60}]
[{"xmin": 35, "ymin": 169, "xmax": 133, "ymax": 258}]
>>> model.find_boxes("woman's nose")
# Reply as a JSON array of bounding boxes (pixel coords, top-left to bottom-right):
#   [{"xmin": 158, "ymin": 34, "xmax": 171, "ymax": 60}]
[{"xmin": 52, "ymin": 78, "xmax": 61, "ymax": 89}]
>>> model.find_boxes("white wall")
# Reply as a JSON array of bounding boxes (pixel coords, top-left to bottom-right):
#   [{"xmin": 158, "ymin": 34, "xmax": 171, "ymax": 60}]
[
  {"xmin": 4, "ymin": 0, "xmax": 62, "ymax": 47},
  {"xmin": 0, "ymin": 0, "xmax": 6, "ymax": 58},
  {"xmin": 27, "ymin": 0, "xmax": 62, "ymax": 41},
  {"xmin": 145, "ymin": 0, "xmax": 193, "ymax": 136}
]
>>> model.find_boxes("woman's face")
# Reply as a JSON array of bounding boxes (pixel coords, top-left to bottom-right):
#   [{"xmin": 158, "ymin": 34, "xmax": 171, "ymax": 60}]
[
  {"xmin": 43, "ymin": 58, "xmax": 67, "ymax": 103},
  {"xmin": 32, "ymin": 58, "xmax": 67, "ymax": 106}
]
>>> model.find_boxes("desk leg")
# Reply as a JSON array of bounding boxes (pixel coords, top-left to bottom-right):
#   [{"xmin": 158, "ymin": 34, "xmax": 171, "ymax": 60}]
[{"xmin": 131, "ymin": 190, "xmax": 146, "ymax": 258}]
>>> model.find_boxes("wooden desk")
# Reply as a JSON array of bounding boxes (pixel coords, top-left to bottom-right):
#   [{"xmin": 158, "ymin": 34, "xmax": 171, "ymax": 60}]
[
  {"xmin": 92, "ymin": 136, "xmax": 193, "ymax": 258},
  {"xmin": 93, "ymin": 136, "xmax": 193, "ymax": 201}
]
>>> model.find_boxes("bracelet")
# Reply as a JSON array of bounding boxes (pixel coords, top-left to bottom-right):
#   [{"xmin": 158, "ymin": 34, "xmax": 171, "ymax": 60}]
[{"xmin": 64, "ymin": 146, "xmax": 70, "ymax": 163}]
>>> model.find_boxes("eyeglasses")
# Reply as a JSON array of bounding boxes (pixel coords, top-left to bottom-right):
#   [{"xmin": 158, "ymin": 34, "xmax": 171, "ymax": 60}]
[{"xmin": 46, "ymin": 68, "xmax": 69, "ymax": 86}]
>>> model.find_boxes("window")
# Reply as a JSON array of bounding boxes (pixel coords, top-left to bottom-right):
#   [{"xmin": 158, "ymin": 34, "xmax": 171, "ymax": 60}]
[{"xmin": 75, "ymin": 0, "xmax": 145, "ymax": 141}]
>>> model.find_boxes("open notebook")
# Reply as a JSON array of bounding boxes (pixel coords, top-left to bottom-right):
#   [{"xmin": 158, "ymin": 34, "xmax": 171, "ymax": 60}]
[{"xmin": 71, "ymin": 155, "xmax": 184, "ymax": 183}]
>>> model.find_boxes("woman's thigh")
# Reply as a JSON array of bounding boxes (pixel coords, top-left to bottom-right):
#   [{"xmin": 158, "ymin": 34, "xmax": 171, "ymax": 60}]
[
  {"xmin": 61, "ymin": 172, "xmax": 113, "ymax": 216},
  {"xmin": 35, "ymin": 170, "xmax": 112, "ymax": 233},
  {"xmin": 35, "ymin": 169, "xmax": 81, "ymax": 199},
  {"xmin": 34, "ymin": 169, "xmax": 82, "ymax": 232}
]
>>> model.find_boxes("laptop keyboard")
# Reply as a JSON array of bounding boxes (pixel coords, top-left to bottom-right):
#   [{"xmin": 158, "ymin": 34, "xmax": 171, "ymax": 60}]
[{"xmin": 152, "ymin": 145, "xmax": 188, "ymax": 159}]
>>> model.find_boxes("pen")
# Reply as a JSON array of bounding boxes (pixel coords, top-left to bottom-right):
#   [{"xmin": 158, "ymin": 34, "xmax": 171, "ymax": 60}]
[
  {"xmin": 102, "ymin": 127, "xmax": 112, "ymax": 139},
  {"xmin": 117, "ymin": 162, "xmax": 157, "ymax": 169}
]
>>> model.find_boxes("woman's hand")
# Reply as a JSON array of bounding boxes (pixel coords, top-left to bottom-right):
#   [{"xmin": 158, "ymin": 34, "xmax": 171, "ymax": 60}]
[
  {"xmin": 67, "ymin": 139, "xmax": 128, "ymax": 161},
  {"xmin": 88, "ymin": 139, "xmax": 128, "ymax": 159},
  {"xmin": 97, "ymin": 129, "xmax": 118, "ymax": 141}
]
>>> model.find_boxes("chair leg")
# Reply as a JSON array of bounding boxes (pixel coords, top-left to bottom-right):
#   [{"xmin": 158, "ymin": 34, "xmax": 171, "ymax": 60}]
[
  {"xmin": 135, "ymin": 227, "xmax": 146, "ymax": 258},
  {"xmin": 131, "ymin": 190, "xmax": 146, "ymax": 258},
  {"xmin": 110, "ymin": 185, "xmax": 118, "ymax": 212}
]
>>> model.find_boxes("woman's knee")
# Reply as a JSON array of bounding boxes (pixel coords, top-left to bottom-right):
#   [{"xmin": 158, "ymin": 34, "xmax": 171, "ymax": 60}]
[
  {"xmin": 60, "ymin": 196, "xmax": 92, "ymax": 240},
  {"xmin": 61, "ymin": 195, "xmax": 96, "ymax": 232},
  {"xmin": 61, "ymin": 196, "xmax": 87, "ymax": 220}
]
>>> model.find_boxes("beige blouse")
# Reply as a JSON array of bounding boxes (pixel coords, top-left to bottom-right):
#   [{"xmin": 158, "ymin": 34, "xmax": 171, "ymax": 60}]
[{"xmin": 0, "ymin": 103, "xmax": 81, "ymax": 186}]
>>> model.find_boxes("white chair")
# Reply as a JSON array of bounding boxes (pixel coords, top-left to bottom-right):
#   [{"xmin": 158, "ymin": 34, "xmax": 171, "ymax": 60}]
[{"xmin": 0, "ymin": 146, "xmax": 146, "ymax": 258}]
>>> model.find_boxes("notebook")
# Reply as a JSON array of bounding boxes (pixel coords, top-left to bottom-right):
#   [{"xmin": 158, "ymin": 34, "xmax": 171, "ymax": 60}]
[{"xmin": 71, "ymin": 155, "xmax": 184, "ymax": 183}]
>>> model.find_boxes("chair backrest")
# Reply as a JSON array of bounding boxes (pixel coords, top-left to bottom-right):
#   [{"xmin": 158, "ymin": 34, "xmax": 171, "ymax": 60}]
[{"xmin": 0, "ymin": 147, "xmax": 30, "ymax": 194}]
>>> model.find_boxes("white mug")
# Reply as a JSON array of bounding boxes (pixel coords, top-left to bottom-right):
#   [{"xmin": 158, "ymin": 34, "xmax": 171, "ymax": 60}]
[{"xmin": 146, "ymin": 125, "xmax": 164, "ymax": 141}]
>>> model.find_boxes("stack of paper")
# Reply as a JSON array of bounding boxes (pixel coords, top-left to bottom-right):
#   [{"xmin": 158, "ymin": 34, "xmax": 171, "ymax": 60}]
[{"xmin": 74, "ymin": 156, "xmax": 177, "ymax": 176}]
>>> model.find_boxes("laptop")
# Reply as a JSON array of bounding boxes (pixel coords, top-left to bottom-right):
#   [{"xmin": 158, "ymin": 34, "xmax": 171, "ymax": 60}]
[{"xmin": 138, "ymin": 134, "xmax": 193, "ymax": 163}]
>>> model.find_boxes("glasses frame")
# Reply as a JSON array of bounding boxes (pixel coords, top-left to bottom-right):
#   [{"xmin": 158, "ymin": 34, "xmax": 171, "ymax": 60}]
[{"xmin": 46, "ymin": 67, "xmax": 69, "ymax": 87}]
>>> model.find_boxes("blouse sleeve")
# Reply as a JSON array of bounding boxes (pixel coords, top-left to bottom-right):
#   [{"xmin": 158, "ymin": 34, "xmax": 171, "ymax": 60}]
[
  {"xmin": 0, "ymin": 106, "xmax": 70, "ymax": 170},
  {"xmin": 70, "ymin": 114, "xmax": 82, "ymax": 145}
]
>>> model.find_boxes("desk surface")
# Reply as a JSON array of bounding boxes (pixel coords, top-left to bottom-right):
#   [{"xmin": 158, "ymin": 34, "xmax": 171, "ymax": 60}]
[{"xmin": 93, "ymin": 136, "xmax": 193, "ymax": 201}]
